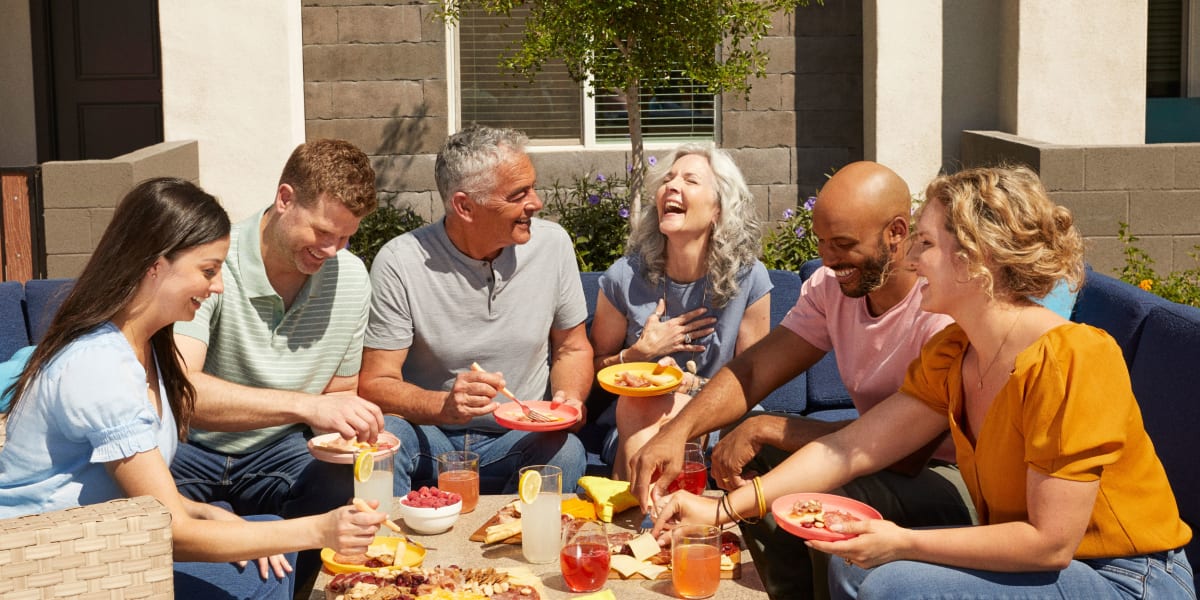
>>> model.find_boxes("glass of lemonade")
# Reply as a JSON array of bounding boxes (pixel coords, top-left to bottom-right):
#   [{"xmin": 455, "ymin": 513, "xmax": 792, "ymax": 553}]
[
  {"xmin": 436, "ymin": 450, "xmax": 480, "ymax": 513},
  {"xmin": 671, "ymin": 524, "xmax": 721, "ymax": 599},
  {"xmin": 353, "ymin": 448, "xmax": 396, "ymax": 531},
  {"xmin": 519, "ymin": 464, "xmax": 561, "ymax": 564}
]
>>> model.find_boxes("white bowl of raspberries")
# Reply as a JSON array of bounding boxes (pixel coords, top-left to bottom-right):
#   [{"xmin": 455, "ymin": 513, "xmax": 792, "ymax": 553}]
[{"xmin": 397, "ymin": 486, "xmax": 463, "ymax": 534}]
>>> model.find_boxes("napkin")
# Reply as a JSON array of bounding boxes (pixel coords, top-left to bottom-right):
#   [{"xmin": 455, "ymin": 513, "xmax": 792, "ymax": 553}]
[{"xmin": 577, "ymin": 476, "xmax": 639, "ymax": 522}]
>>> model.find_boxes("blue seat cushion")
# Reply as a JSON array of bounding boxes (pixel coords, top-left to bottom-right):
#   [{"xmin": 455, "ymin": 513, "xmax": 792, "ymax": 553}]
[
  {"xmin": 0, "ymin": 280, "xmax": 29, "ymax": 362},
  {"xmin": 23, "ymin": 278, "xmax": 75, "ymax": 344},
  {"xmin": 1069, "ymin": 269, "xmax": 1166, "ymax": 366}
]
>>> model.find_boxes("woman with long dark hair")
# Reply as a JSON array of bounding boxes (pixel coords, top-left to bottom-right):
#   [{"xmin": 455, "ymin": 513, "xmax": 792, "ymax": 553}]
[{"xmin": 0, "ymin": 178, "xmax": 384, "ymax": 599}]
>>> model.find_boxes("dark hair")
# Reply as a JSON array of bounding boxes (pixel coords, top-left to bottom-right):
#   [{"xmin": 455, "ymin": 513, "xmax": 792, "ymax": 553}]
[
  {"xmin": 278, "ymin": 139, "xmax": 378, "ymax": 217},
  {"xmin": 4, "ymin": 178, "xmax": 231, "ymax": 440}
]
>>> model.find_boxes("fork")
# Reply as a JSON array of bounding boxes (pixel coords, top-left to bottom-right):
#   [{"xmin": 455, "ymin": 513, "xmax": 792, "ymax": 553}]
[{"xmin": 469, "ymin": 362, "xmax": 557, "ymax": 422}]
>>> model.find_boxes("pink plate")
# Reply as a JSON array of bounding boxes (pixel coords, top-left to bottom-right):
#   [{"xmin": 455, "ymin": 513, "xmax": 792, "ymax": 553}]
[
  {"xmin": 771, "ymin": 493, "xmax": 882, "ymax": 542},
  {"xmin": 493, "ymin": 400, "xmax": 581, "ymax": 432},
  {"xmin": 306, "ymin": 431, "xmax": 401, "ymax": 465}
]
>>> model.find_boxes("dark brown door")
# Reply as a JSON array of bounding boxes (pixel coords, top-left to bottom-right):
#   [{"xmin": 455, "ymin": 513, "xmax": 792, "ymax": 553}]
[{"xmin": 32, "ymin": 0, "xmax": 162, "ymax": 162}]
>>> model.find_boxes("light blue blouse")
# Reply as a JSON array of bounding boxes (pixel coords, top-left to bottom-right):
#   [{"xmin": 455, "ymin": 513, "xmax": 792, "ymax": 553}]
[
  {"xmin": 0, "ymin": 322, "xmax": 175, "ymax": 517},
  {"xmin": 598, "ymin": 257, "xmax": 773, "ymax": 379}
]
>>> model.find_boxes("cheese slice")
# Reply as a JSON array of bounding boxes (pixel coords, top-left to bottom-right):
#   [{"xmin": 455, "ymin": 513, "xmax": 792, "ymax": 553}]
[
  {"xmin": 609, "ymin": 554, "xmax": 645, "ymax": 579},
  {"xmin": 720, "ymin": 553, "xmax": 736, "ymax": 571},
  {"xmin": 626, "ymin": 532, "xmax": 660, "ymax": 562},
  {"xmin": 636, "ymin": 562, "xmax": 669, "ymax": 580}
]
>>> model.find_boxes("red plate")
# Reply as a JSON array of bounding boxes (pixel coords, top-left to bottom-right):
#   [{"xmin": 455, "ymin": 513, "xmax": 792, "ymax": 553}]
[
  {"xmin": 493, "ymin": 401, "xmax": 580, "ymax": 432},
  {"xmin": 771, "ymin": 493, "xmax": 882, "ymax": 542}
]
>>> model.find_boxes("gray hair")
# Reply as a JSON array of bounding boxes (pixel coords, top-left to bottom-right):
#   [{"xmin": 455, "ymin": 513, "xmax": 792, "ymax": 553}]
[
  {"xmin": 434, "ymin": 124, "xmax": 530, "ymax": 207},
  {"xmin": 627, "ymin": 142, "xmax": 762, "ymax": 308}
]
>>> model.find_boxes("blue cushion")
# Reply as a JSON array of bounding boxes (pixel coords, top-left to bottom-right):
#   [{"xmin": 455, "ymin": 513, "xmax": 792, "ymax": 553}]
[
  {"xmin": 757, "ymin": 270, "xmax": 808, "ymax": 414},
  {"xmin": 1069, "ymin": 269, "xmax": 1168, "ymax": 366},
  {"xmin": 0, "ymin": 280, "xmax": 28, "ymax": 362},
  {"xmin": 1126, "ymin": 302, "xmax": 1200, "ymax": 567},
  {"xmin": 23, "ymin": 278, "xmax": 74, "ymax": 344},
  {"xmin": 580, "ymin": 271, "xmax": 602, "ymax": 331},
  {"xmin": 0, "ymin": 345, "xmax": 34, "ymax": 412}
]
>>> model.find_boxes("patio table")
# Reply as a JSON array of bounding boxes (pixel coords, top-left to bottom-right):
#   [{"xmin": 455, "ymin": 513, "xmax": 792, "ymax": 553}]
[{"xmin": 311, "ymin": 494, "xmax": 768, "ymax": 599}]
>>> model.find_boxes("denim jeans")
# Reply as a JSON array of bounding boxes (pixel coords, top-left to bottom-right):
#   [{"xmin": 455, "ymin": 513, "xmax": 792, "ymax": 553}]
[
  {"xmin": 384, "ymin": 415, "xmax": 587, "ymax": 496},
  {"xmin": 173, "ymin": 514, "xmax": 298, "ymax": 600},
  {"xmin": 170, "ymin": 430, "xmax": 351, "ymax": 595},
  {"xmin": 829, "ymin": 549, "xmax": 1196, "ymax": 599}
]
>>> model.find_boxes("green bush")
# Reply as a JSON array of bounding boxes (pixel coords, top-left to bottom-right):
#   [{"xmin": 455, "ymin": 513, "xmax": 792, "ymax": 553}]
[
  {"xmin": 761, "ymin": 195, "xmax": 820, "ymax": 272},
  {"xmin": 349, "ymin": 203, "xmax": 427, "ymax": 270},
  {"xmin": 542, "ymin": 171, "xmax": 633, "ymax": 272},
  {"xmin": 1116, "ymin": 222, "xmax": 1200, "ymax": 307}
]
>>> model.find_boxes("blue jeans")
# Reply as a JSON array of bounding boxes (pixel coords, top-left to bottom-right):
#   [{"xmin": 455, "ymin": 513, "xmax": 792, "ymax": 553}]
[
  {"xmin": 384, "ymin": 415, "xmax": 586, "ymax": 495},
  {"xmin": 829, "ymin": 549, "xmax": 1196, "ymax": 599},
  {"xmin": 170, "ymin": 430, "xmax": 351, "ymax": 595},
  {"xmin": 174, "ymin": 514, "xmax": 297, "ymax": 600}
]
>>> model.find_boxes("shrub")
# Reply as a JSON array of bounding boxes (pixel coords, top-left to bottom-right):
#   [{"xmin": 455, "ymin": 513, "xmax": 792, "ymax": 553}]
[
  {"xmin": 761, "ymin": 195, "xmax": 820, "ymax": 272},
  {"xmin": 349, "ymin": 203, "xmax": 428, "ymax": 270},
  {"xmin": 1116, "ymin": 222, "xmax": 1200, "ymax": 307},
  {"xmin": 542, "ymin": 171, "xmax": 633, "ymax": 272}
]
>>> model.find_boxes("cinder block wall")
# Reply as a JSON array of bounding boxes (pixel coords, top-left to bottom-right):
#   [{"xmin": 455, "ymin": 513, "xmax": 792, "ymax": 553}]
[
  {"xmin": 40, "ymin": 141, "xmax": 200, "ymax": 277},
  {"xmin": 300, "ymin": 1, "xmax": 862, "ymax": 227},
  {"xmin": 962, "ymin": 130, "xmax": 1200, "ymax": 277}
]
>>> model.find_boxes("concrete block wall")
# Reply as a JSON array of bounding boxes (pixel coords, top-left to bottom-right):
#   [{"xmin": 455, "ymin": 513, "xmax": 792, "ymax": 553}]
[
  {"xmin": 301, "ymin": 1, "xmax": 861, "ymax": 231},
  {"xmin": 40, "ymin": 141, "xmax": 199, "ymax": 277},
  {"xmin": 961, "ymin": 131, "xmax": 1200, "ymax": 277}
]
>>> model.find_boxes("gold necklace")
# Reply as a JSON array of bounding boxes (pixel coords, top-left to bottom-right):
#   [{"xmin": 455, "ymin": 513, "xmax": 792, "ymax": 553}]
[{"xmin": 976, "ymin": 312, "xmax": 1020, "ymax": 390}]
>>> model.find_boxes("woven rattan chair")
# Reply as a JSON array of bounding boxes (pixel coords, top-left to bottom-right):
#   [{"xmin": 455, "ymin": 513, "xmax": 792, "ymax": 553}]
[{"xmin": 0, "ymin": 413, "xmax": 174, "ymax": 599}]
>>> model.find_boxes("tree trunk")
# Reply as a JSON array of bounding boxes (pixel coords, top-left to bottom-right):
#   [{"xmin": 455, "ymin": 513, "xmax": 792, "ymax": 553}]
[{"xmin": 624, "ymin": 81, "xmax": 646, "ymax": 233}]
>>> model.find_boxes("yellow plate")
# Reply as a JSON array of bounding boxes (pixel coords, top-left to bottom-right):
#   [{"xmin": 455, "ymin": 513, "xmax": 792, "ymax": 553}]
[
  {"xmin": 320, "ymin": 536, "xmax": 425, "ymax": 574},
  {"xmin": 597, "ymin": 362, "xmax": 684, "ymax": 397}
]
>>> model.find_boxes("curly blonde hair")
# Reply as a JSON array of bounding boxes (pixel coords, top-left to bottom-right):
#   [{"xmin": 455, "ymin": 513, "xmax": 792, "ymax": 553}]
[
  {"xmin": 922, "ymin": 165, "xmax": 1085, "ymax": 301},
  {"xmin": 626, "ymin": 143, "xmax": 761, "ymax": 308}
]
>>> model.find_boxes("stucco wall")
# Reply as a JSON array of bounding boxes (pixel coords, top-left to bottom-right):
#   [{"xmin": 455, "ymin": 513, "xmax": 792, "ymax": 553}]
[
  {"xmin": 962, "ymin": 131, "xmax": 1200, "ymax": 277},
  {"xmin": 0, "ymin": 0, "xmax": 37, "ymax": 167},
  {"xmin": 301, "ymin": 1, "xmax": 862, "ymax": 225}
]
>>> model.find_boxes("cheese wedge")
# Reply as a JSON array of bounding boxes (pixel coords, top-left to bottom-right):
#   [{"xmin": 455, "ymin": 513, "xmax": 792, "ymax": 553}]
[
  {"xmin": 627, "ymin": 532, "xmax": 661, "ymax": 562},
  {"xmin": 609, "ymin": 554, "xmax": 644, "ymax": 579},
  {"xmin": 636, "ymin": 562, "xmax": 669, "ymax": 580},
  {"xmin": 483, "ymin": 520, "xmax": 522, "ymax": 543}
]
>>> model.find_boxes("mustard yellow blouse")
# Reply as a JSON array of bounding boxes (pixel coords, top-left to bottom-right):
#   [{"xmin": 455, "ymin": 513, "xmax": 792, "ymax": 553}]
[{"xmin": 900, "ymin": 322, "xmax": 1192, "ymax": 558}]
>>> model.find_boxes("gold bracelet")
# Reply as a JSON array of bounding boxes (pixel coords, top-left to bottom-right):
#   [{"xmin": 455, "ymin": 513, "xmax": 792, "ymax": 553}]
[
  {"xmin": 726, "ymin": 490, "xmax": 759, "ymax": 524},
  {"xmin": 753, "ymin": 476, "xmax": 766, "ymax": 519},
  {"xmin": 619, "ymin": 349, "xmax": 626, "ymax": 364}
]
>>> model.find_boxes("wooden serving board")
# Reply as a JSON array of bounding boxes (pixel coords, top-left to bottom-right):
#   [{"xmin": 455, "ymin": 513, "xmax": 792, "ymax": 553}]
[{"xmin": 468, "ymin": 510, "xmax": 522, "ymax": 544}]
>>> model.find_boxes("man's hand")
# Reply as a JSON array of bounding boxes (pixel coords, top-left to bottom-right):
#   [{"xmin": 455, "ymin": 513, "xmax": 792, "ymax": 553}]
[
  {"xmin": 549, "ymin": 390, "xmax": 586, "ymax": 432},
  {"xmin": 629, "ymin": 427, "xmax": 690, "ymax": 513},
  {"xmin": 439, "ymin": 370, "xmax": 502, "ymax": 424},
  {"xmin": 710, "ymin": 420, "xmax": 766, "ymax": 491},
  {"xmin": 307, "ymin": 394, "xmax": 386, "ymax": 443}
]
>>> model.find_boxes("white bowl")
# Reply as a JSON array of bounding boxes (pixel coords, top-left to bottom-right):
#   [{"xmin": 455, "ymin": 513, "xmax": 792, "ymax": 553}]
[{"xmin": 397, "ymin": 498, "xmax": 463, "ymax": 534}]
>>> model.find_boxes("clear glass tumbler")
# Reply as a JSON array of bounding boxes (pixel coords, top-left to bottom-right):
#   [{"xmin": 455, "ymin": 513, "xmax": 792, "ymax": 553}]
[
  {"xmin": 671, "ymin": 523, "xmax": 721, "ymax": 599},
  {"xmin": 519, "ymin": 464, "xmax": 562, "ymax": 563},
  {"xmin": 436, "ymin": 450, "xmax": 480, "ymax": 513},
  {"xmin": 560, "ymin": 520, "xmax": 610, "ymax": 592}
]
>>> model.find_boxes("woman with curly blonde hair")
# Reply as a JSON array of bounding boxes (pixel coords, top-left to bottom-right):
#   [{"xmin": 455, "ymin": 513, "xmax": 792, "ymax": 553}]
[
  {"xmin": 590, "ymin": 143, "xmax": 772, "ymax": 479},
  {"xmin": 653, "ymin": 165, "xmax": 1194, "ymax": 598}
]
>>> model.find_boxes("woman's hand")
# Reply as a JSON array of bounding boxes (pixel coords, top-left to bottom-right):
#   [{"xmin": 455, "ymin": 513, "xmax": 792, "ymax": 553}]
[
  {"xmin": 634, "ymin": 299, "xmax": 717, "ymax": 360},
  {"xmin": 806, "ymin": 518, "xmax": 910, "ymax": 569},
  {"xmin": 202, "ymin": 505, "xmax": 294, "ymax": 579},
  {"xmin": 649, "ymin": 491, "xmax": 720, "ymax": 537},
  {"xmin": 324, "ymin": 500, "xmax": 386, "ymax": 556}
]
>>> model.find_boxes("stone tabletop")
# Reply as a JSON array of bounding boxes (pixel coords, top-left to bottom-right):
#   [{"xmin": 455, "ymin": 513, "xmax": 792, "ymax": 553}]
[{"xmin": 311, "ymin": 494, "xmax": 768, "ymax": 599}]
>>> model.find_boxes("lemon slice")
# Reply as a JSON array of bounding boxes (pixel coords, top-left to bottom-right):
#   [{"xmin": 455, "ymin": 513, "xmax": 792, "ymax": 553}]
[
  {"xmin": 518, "ymin": 469, "xmax": 542, "ymax": 504},
  {"xmin": 354, "ymin": 450, "xmax": 374, "ymax": 483}
]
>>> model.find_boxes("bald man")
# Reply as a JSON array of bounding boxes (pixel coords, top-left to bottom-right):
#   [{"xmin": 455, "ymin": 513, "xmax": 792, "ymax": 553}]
[{"xmin": 629, "ymin": 162, "xmax": 975, "ymax": 599}]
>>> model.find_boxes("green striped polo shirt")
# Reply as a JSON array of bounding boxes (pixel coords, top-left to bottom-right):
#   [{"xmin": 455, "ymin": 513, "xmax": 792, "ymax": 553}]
[{"xmin": 174, "ymin": 208, "xmax": 371, "ymax": 454}]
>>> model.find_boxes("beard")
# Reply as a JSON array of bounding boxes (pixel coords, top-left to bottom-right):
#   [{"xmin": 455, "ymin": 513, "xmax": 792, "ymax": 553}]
[{"xmin": 840, "ymin": 233, "xmax": 892, "ymax": 298}]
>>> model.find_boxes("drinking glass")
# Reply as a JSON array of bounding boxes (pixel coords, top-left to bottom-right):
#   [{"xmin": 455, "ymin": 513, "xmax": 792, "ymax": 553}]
[
  {"xmin": 436, "ymin": 450, "xmax": 480, "ymax": 513},
  {"xmin": 519, "ymin": 464, "xmax": 562, "ymax": 563},
  {"xmin": 353, "ymin": 448, "xmax": 396, "ymax": 532},
  {"xmin": 667, "ymin": 442, "xmax": 707, "ymax": 495},
  {"xmin": 560, "ymin": 520, "xmax": 610, "ymax": 592},
  {"xmin": 671, "ymin": 524, "xmax": 721, "ymax": 599}
]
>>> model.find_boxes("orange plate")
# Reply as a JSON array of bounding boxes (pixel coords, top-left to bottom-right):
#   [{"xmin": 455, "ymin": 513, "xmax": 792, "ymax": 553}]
[
  {"xmin": 493, "ymin": 401, "xmax": 580, "ymax": 432},
  {"xmin": 320, "ymin": 537, "xmax": 425, "ymax": 574},
  {"xmin": 772, "ymin": 493, "xmax": 882, "ymax": 542},
  {"xmin": 307, "ymin": 432, "xmax": 401, "ymax": 465},
  {"xmin": 596, "ymin": 362, "xmax": 684, "ymax": 397}
]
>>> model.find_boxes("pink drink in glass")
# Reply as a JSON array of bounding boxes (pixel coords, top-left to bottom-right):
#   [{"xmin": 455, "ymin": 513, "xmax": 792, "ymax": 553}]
[
  {"xmin": 560, "ymin": 542, "xmax": 610, "ymax": 592},
  {"xmin": 667, "ymin": 461, "xmax": 708, "ymax": 495},
  {"xmin": 437, "ymin": 470, "xmax": 479, "ymax": 513}
]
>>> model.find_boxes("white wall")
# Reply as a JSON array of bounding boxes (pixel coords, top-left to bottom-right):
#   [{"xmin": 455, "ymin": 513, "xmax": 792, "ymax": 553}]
[
  {"xmin": 864, "ymin": 0, "xmax": 943, "ymax": 195},
  {"xmin": 0, "ymin": 0, "xmax": 38, "ymax": 167},
  {"xmin": 1009, "ymin": 0, "xmax": 1146, "ymax": 145},
  {"xmin": 159, "ymin": 1, "xmax": 306, "ymax": 221}
]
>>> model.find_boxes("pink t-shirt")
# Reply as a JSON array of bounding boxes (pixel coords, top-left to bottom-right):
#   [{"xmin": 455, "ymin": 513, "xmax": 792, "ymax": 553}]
[{"xmin": 781, "ymin": 266, "xmax": 956, "ymax": 462}]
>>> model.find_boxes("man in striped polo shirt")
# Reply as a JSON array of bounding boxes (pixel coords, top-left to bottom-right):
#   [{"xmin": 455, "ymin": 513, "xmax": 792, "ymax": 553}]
[{"xmin": 171, "ymin": 139, "xmax": 385, "ymax": 591}]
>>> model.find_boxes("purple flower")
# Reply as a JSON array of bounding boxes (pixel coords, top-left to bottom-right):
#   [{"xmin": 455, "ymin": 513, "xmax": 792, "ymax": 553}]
[
  {"xmin": 782, "ymin": 208, "xmax": 795, "ymax": 219},
  {"xmin": 602, "ymin": 191, "xmax": 612, "ymax": 198},
  {"xmin": 618, "ymin": 207, "xmax": 630, "ymax": 219},
  {"xmin": 794, "ymin": 226, "xmax": 806, "ymax": 238},
  {"xmin": 587, "ymin": 194, "xmax": 601, "ymax": 205},
  {"xmin": 647, "ymin": 155, "xmax": 658, "ymax": 166},
  {"xmin": 626, "ymin": 163, "xmax": 633, "ymax": 172},
  {"xmin": 596, "ymin": 173, "xmax": 607, "ymax": 182},
  {"xmin": 804, "ymin": 196, "xmax": 817, "ymax": 211}
]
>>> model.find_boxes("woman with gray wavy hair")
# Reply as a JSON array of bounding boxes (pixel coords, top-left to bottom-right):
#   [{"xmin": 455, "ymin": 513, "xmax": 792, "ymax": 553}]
[{"xmin": 591, "ymin": 143, "xmax": 773, "ymax": 480}]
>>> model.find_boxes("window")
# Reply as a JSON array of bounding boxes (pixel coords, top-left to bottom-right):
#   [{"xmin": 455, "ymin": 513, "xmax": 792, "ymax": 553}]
[{"xmin": 451, "ymin": 5, "xmax": 715, "ymax": 146}]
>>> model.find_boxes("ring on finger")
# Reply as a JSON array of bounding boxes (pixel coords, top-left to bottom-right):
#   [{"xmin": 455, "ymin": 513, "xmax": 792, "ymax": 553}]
[
  {"xmin": 844, "ymin": 557, "xmax": 852, "ymax": 565},
  {"xmin": 684, "ymin": 333, "xmax": 692, "ymax": 344}
]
